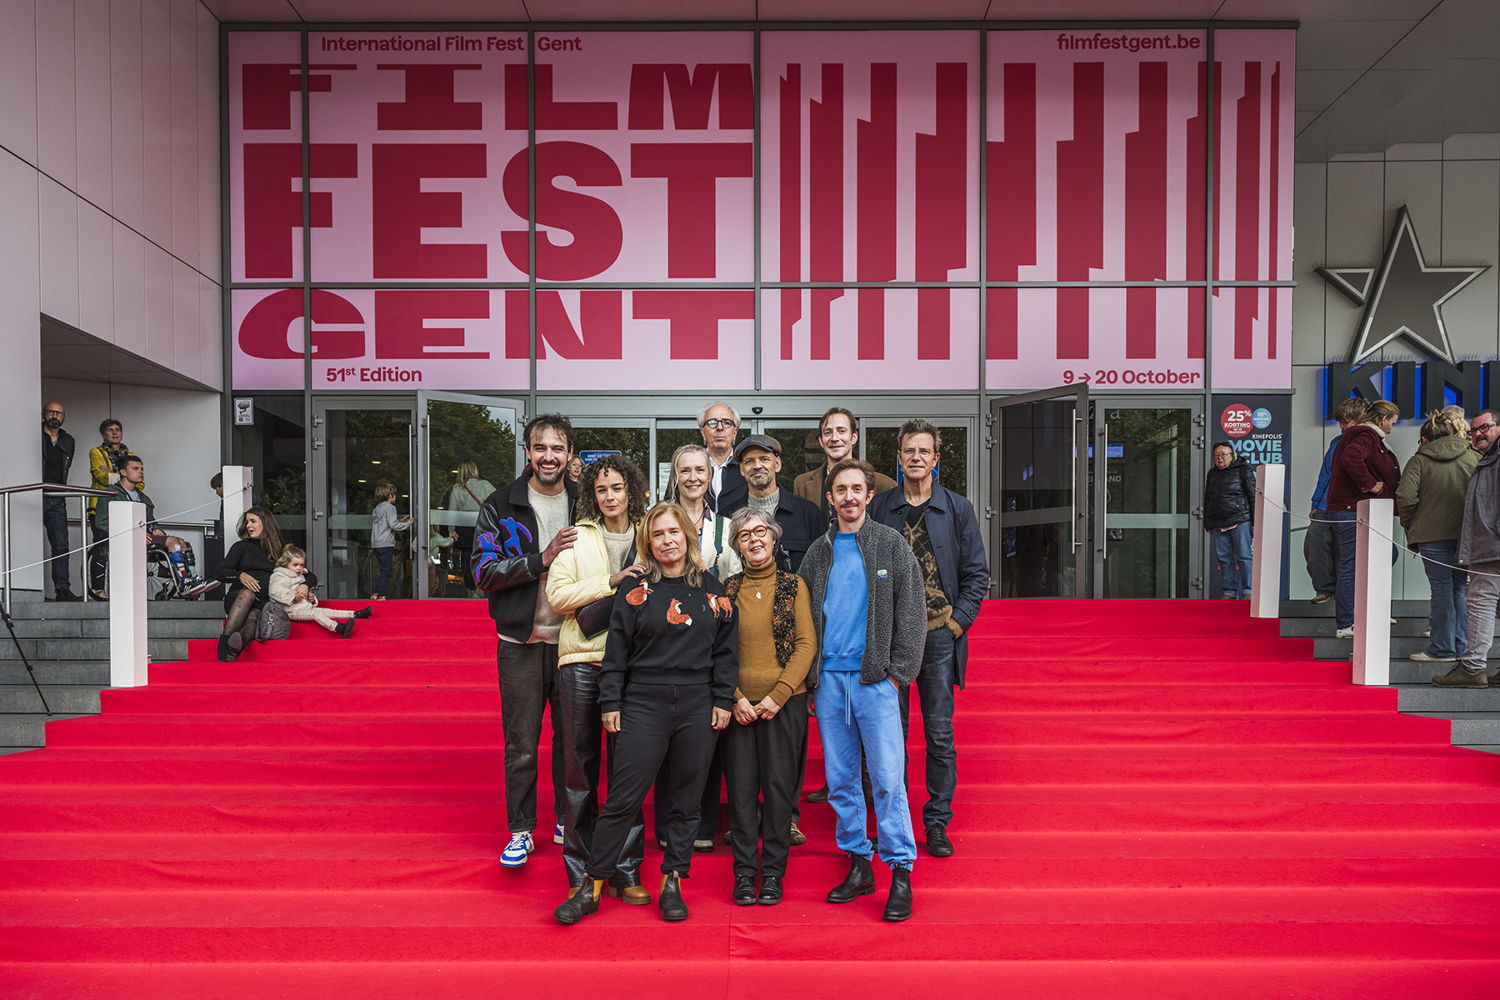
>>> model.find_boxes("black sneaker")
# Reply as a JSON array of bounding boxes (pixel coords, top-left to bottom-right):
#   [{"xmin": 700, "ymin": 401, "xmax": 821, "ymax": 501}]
[
  {"xmin": 354, "ymin": 607, "xmax": 373, "ymax": 619},
  {"xmin": 179, "ymin": 579, "xmax": 221, "ymax": 598},
  {"xmin": 336, "ymin": 619, "xmax": 356, "ymax": 638},
  {"xmin": 50, "ymin": 588, "xmax": 82, "ymax": 602}
]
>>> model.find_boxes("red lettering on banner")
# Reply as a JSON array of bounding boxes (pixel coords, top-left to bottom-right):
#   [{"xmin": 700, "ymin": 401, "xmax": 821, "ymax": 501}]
[
  {"xmin": 374, "ymin": 290, "xmax": 489, "ymax": 359},
  {"xmin": 1268, "ymin": 63, "xmax": 1282, "ymax": 358},
  {"xmin": 633, "ymin": 290, "xmax": 755, "ymax": 360},
  {"xmin": 376, "ymin": 64, "xmax": 483, "ymax": 131},
  {"xmin": 1056, "ymin": 62, "xmax": 1104, "ymax": 359},
  {"xmin": 506, "ymin": 64, "xmax": 617, "ymax": 130},
  {"xmin": 1235, "ymin": 62, "xmax": 1262, "ymax": 359},
  {"xmin": 371, "ymin": 144, "xmax": 487, "ymax": 279},
  {"xmin": 915, "ymin": 63, "xmax": 967, "ymax": 359},
  {"xmin": 777, "ymin": 66, "xmax": 801, "ymax": 358},
  {"xmin": 808, "ymin": 65, "xmax": 844, "ymax": 359},
  {"xmin": 241, "ymin": 64, "xmax": 349, "ymax": 131},
  {"xmin": 627, "ymin": 64, "xmax": 754, "ymax": 130},
  {"xmin": 856, "ymin": 63, "xmax": 897, "ymax": 359},
  {"xmin": 242, "ymin": 143, "xmax": 358, "ymax": 279},
  {"xmin": 1186, "ymin": 61, "xmax": 1208, "ymax": 356},
  {"xmin": 503, "ymin": 142, "xmax": 623, "ymax": 280},
  {"xmin": 1125, "ymin": 62, "xmax": 1168, "ymax": 359},
  {"xmin": 630, "ymin": 143, "xmax": 752, "ymax": 278},
  {"xmin": 985, "ymin": 62, "xmax": 1036, "ymax": 361},
  {"xmin": 509, "ymin": 290, "xmax": 623, "ymax": 360},
  {"xmin": 239, "ymin": 289, "xmax": 364, "ymax": 360}
]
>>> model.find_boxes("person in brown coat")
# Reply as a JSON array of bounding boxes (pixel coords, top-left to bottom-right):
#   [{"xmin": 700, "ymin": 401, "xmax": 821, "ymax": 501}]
[{"xmin": 1326, "ymin": 400, "xmax": 1402, "ymax": 637}]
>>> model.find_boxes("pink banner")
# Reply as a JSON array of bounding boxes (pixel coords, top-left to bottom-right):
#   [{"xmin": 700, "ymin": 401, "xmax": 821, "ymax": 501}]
[
  {"xmin": 760, "ymin": 31, "xmax": 979, "ymax": 286},
  {"xmin": 229, "ymin": 33, "xmax": 305, "ymax": 283},
  {"xmin": 305, "ymin": 31, "xmax": 528, "ymax": 283},
  {"xmin": 985, "ymin": 287, "xmax": 1206, "ymax": 391},
  {"xmin": 231, "ymin": 287, "xmax": 527, "ymax": 391},
  {"xmin": 534, "ymin": 31, "xmax": 755, "ymax": 282},
  {"xmin": 1214, "ymin": 30, "xmax": 1295, "ymax": 284},
  {"xmin": 762, "ymin": 288, "xmax": 979, "ymax": 391},
  {"xmin": 533, "ymin": 289, "xmax": 756, "ymax": 391},
  {"xmin": 1211, "ymin": 285, "xmax": 1292, "ymax": 389}
]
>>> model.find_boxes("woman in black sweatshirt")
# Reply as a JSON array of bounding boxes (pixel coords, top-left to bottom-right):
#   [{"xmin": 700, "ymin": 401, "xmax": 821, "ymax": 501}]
[
  {"xmin": 215, "ymin": 506, "xmax": 289, "ymax": 661},
  {"xmin": 554, "ymin": 502, "xmax": 738, "ymax": 926}
]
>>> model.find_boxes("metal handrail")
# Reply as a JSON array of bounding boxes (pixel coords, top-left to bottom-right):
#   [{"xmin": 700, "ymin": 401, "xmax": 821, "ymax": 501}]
[{"xmin": 2, "ymin": 483, "xmax": 118, "ymax": 611}]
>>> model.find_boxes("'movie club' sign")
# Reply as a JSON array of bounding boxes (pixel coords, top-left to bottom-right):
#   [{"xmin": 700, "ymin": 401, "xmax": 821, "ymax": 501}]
[{"xmin": 228, "ymin": 29, "xmax": 1293, "ymax": 393}]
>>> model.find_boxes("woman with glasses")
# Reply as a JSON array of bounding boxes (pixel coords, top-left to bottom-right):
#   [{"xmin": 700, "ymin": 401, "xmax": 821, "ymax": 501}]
[{"xmin": 720, "ymin": 509, "xmax": 816, "ymax": 907}]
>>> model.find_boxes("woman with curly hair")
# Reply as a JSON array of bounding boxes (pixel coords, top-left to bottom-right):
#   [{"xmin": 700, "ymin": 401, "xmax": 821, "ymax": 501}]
[{"xmin": 544, "ymin": 455, "xmax": 652, "ymax": 906}]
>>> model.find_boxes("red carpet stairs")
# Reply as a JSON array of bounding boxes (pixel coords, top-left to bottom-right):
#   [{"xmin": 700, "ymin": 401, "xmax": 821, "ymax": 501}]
[{"xmin": 2, "ymin": 599, "xmax": 1499, "ymax": 997}]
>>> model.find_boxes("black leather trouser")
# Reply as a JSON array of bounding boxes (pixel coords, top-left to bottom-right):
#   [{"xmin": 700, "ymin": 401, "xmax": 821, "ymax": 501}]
[
  {"xmin": 496, "ymin": 639, "xmax": 565, "ymax": 833},
  {"xmin": 558, "ymin": 660, "xmax": 644, "ymax": 888},
  {"xmin": 723, "ymin": 692, "xmax": 809, "ymax": 878},
  {"xmin": 588, "ymin": 682, "xmax": 718, "ymax": 880}
]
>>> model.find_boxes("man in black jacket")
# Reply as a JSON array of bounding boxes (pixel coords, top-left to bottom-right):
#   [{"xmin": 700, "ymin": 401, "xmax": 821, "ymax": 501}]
[
  {"xmin": 41, "ymin": 402, "xmax": 79, "ymax": 601},
  {"xmin": 735, "ymin": 434, "xmax": 825, "ymax": 572},
  {"xmin": 699, "ymin": 401, "xmax": 747, "ymax": 515},
  {"xmin": 473, "ymin": 414, "xmax": 579, "ymax": 869}
]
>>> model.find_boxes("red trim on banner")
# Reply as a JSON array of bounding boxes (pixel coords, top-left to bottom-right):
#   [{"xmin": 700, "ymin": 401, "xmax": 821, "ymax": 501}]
[
  {"xmin": 1267, "ymin": 63, "xmax": 1281, "ymax": 358},
  {"xmin": 1056, "ymin": 62, "xmax": 1103, "ymax": 359},
  {"xmin": 1235, "ymin": 62, "xmax": 1262, "ymax": 358},
  {"xmin": 984, "ymin": 62, "xmax": 1036, "ymax": 361},
  {"xmin": 1126, "ymin": 62, "xmax": 1169, "ymax": 360},
  {"xmin": 856, "ymin": 63, "xmax": 897, "ymax": 284},
  {"xmin": 778, "ymin": 66, "xmax": 801, "ymax": 357}
]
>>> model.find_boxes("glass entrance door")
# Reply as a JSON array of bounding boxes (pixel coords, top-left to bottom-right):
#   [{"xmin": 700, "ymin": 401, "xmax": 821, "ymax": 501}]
[
  {"xmin": 1091, "ymin": 401, "xmax": 1203, "ymax": 598},
  {"xmin": 310, "ymin": 399, "xmax": 418, "ymax": 600},
  {"xmin": 418, "ymin": 392, "xmax": 523, "ymax": 598},
  {"xmin": 990, "ymin": 386, "xmax": 1089, "ymax": 598}
]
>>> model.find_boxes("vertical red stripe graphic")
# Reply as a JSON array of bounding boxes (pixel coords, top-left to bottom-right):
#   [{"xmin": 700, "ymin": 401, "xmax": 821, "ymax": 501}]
[
  {"xmin": 985, "ymin": 62, "xmax": 1036, "ymax": 361},
  {"xmin": 1125, "ymin": 62, "xmax": 1168, "ymax": 359},
  {"xmin": 1267, "ymin": 63, "xmax": 1281, "ymax": 358},
  {"xmin": 915, "ymin": 63, "xmax": 968, "ymax": 359},
  {"xmin": 856, "ymin": 63, "xmax": 898, "ymax": 361},
  {"xmin": 778, "ymin": 66, "xmax": 801, "ymax": 359},
  {"xmin": 1056, "ymin": 62, "xmax": 1103, "ymax": 360},
  {"xmin": 809, "ymin": 64, "xmax": 844, "ymax": 360},
  {"xmin": 1235, "ymin": 62, "xmax": 1262, "ymax": 360},
  {"xmin": 1186, "ymin": 60, "xmax": 1207, "ymax": 357},
  {"xmin": 858, "ymin": 288, "xmax": 885, "ymax": 360}
]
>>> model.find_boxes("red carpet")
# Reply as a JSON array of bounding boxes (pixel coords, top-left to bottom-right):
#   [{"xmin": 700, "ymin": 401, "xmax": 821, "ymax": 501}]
[{"xmin": 3, "ymin": 599, "xmax": 1500, "ymax": 998}]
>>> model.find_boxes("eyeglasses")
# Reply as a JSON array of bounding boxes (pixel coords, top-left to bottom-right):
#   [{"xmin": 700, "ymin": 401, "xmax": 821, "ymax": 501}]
[
  {"xmin": 1473, "ymin": 422, "xmax": 1497, "ymax": 434},
  {"xmin": 900, "ymin": 447, "xmax": 936, "ymax": 459},
  {"xmin": 43, "ymin": 410, "xmax": 64, "ymax": 417},
  {"xmin": 702, "ymin": 418, "xmax": 737, "ymax": 430},
  {"xmin": 735, "ymin": 525, "xmax": 771, "ymax": 543}
]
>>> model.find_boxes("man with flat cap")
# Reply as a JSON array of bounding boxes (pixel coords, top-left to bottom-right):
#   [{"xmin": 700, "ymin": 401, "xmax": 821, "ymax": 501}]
[{"xmin": 736, "ymin": 434, "xmax": 825, "ymax": 572}]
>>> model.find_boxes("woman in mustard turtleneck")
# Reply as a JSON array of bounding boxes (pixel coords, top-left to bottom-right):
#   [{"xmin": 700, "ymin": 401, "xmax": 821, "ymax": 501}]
[{"xmin": 721, "ymin": 508, "xmax": 817, "ymax": 906}]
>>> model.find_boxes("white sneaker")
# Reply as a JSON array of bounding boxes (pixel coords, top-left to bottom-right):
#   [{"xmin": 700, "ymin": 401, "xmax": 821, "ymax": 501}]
[
  {"xmin": 553, "ymin": 820, "xmax": 565, "ymax": 845},
  {"xmin": 1410, "ymin": 651, "xmax": 1457, "ymax": 663},
  {"xmin": 1335, "ymin": 626, "xmax": 1354, "ymax": 639},
  {"xmin": 499, "ymin": 832, "xmax": 534, "ymax": 868},
  {"xmin": 1422, "ymin": 629, "xmax": 1431, "ymax": 638}
]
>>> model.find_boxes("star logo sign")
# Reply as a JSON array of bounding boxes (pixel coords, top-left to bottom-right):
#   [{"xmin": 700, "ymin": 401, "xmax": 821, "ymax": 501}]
[{"xmin": 1316, "ymin": 206, "xmax": 1488, "ymax": 366}]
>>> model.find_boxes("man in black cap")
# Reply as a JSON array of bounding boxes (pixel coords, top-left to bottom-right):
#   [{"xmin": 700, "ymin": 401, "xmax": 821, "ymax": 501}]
[{"xmin": 736, "ymin": 434, "xmax": 825, "ymax": 572}]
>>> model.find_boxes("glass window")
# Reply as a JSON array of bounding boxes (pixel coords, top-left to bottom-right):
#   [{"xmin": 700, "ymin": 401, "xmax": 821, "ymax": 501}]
[
  {"xmin": 232, "ymin": 396, "xmax": 307, "ymax": 551},
  {"xmin": 760, "ymin": 422, "xmax": 821, "ymax": 495},
  {"xmin": 573, "ymin": 425, "xmax": 651, "ymax": 489},
  {"xmin": 865, "ymin": 423, "xmax": 970, "ymax": 497}
]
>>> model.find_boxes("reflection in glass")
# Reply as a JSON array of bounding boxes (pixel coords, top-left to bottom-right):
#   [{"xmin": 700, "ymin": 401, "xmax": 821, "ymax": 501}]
[
  {"xmin": 427, "ymin": 400, "xmax": 518, "ymax": 598},
  {"xmin": 865, "ymin": 425, "xmax": 968, "ymax": 498},
  {"xmin": 325, "ymin": 408, "xmax": 415, "ymax": 600},
  {"xmin": 998, "ymin": 402, "xmax": 1074, "ymax": 597},
  {"xmin": 1100, "ymin": 408, "xmax": 1192, "ymax": 598}
]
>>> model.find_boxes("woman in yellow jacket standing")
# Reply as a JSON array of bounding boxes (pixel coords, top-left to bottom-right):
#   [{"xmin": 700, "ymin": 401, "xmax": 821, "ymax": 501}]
[{"xmin": 545, "ymin": 454, "xmax": 651, "ymax": 905}]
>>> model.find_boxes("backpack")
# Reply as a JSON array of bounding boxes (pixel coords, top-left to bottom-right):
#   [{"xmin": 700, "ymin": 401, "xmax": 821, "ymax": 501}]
[{"xmin": 256, "ymin": 602, "xmax": 291, "ymax": 641}]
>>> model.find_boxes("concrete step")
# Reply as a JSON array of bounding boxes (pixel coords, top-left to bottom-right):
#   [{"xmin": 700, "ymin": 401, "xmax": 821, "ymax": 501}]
[
  {"xmin": 1282, "ymin": 619, "xmax": 1469, "ymax": 639},
  {"xmin": 0, "ymin": 713, "xmax": 91, "ymax": 749},
  {"xmin": 1386, "ymin": 660, "xmax": 1497, "ymax": 684},
  {"xmin": 0, "ymin": 661, "xmax": 111, "ymax": 685},
  {"xmin": 1396, "ymin": 685, "xmax": 1500, "ymax": 712},
  {"xmin": 11, "ymin": 600, "xmax": 225, "ymax": 620},
  {"xmin": 1314, "ymin": 635, "xmax": 1500, "ymax": 660},
  {"xmin": 10, "ymin": 638, "xmax": 190, "ymax": 661},
  {"xmin": 1415, "ymin": 712, "xmax": 1500, "ymax": 747},
  {"xmin": 0, "ymin": 685, "xmax": 101, "ymax": 714},
  {"xmin": 0, "ymin": 618, "xmax": 219, "ymax": 639},
  {"xmin": 1279, "ymin": 599, "xmax": 1431, "ymax": 618}
]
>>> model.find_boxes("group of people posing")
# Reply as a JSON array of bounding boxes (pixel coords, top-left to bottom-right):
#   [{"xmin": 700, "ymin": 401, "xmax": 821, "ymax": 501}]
[
  {"xmin": 1301, "ymin": 398, "xmax": 1500, "ymax": 688},
  {"xmin": 471, "ymin": 405, "xmax": 989, "ymax": 924}
]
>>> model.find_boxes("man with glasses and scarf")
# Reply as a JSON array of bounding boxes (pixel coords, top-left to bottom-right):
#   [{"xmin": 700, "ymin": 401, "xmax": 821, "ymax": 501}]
[{"xmin": 699, "ymin": 402, "xmax": 747, "ymax": 515}]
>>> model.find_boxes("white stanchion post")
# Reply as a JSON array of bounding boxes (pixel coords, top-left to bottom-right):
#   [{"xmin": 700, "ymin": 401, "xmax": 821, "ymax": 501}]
[
  {"xmin": 1353, "ymin": 498, "xmax": 1394, "ymax": 686},
  {"xmin": 222, "ymin": 466, "xmax": 252, "ymax": 540},
  {"xmin": 108, "ymin": 500, "xmax": 148, "ymax": 689},
  {"xmin": 1250, "ymin": 463, "xmax": 1286, "ymax": 619}
]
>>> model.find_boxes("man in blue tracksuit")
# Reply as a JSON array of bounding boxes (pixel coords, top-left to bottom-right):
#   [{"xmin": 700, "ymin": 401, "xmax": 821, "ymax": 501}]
[
  {"xmin": 799, "ymin": 459, "xmax": 926, "ymax": 922},
  {"xmin": 868, "ymin": 418, "xmax": 990, "ymax": 858}
]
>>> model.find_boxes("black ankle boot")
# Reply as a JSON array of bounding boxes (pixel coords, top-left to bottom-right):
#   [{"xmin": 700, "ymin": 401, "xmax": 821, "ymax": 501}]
[
  {"xmin": 826, "ymin": 853, "xmax": 875, "ymax": 903},
  {"xmin": 354, "ymin": 607, "xmax": 373, "ymax": 619},
  {"xmin": 216, "ymin": 635, "xmax": 231, "ymax": 662},
  {"xmin": 660, "ymin": 872, "xmax": 688, "ymax": 922},
  {"xmin": 554, "ymin": 879, "xmax": 603, "ymax": 925},
  {"xmin": 882, "ymin": 867, "xmax": 912, "ymax": 922}
]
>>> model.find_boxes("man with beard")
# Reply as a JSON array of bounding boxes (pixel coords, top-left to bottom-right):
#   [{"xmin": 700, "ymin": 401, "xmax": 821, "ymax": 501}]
[
  {"xmin": 1435, "ymin": 409, "xmax": 1500, "ymax": 688},
  {"xmin": 473, "ymin": 414, "xmax": 580, "ymax": 869},
  {"xmin": 41, "ymin": 402, "xmax": 79, "ymax": 601},
  {"xmin": 793, "ymin": 407, "xmax": 897, "ymax": 516},
  {"xmin": 699, "ymin": 401, "xmax": 747, "ymax": 515},
  {"xmin": 736, "ymin": 434, "xmax": 824, "ymax": 573}
]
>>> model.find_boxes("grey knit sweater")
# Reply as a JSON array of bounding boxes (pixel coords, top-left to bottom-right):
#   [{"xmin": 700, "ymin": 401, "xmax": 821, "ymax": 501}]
[{"xmin": 797, "ymin": 518, "xmax": 927, "ymax": 691}]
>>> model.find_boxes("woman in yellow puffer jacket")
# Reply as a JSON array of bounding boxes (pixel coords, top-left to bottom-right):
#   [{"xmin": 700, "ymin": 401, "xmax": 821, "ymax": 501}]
[{"xmin": 545, "ymin": 454, "xmax": 651, "ymax": 907}]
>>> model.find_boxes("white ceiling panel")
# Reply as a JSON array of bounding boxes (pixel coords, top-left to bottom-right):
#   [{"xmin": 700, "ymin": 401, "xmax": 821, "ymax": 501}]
[
  {"xmin": 1295, "ymin": 69, "xmax": 1364, "ymax": 112},
  {"xmin": 293, "ymin": 0, "xmax": 531, "ymax": 21},
  {"xmin": 525, "ymin": 0, "xmax": 756, "ymax": 19},
  {"xmin": 1295, "ymin": 19, "xmax": 1415, "ymax": 71},
  {"xmin": 198, "ymin": 0, "xmax": 300, "ymax": 20},
  {"xmin": 1216, "ymin": 0, "xmax": 1431, "ymax": 19},
  {"xmin": 756, "ymin": 0, "xmax": 986, "ymax": 19},
  {"xmin": 983, "ymin": 0, "xmax": 1221, "ymax": 18}
]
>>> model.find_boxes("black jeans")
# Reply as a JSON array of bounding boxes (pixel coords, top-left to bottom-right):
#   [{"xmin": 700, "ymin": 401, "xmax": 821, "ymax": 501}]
[
  {"xmin": 588, "ymin": 682, "xmax": 718, "ymax": 880},
  {"xmin": 43, "ymin": 496, "xmax": 71, "ymax": 592},
  {"xmin": 723, "ymin": 692, "xmax": 808, "ymax": 878},
  {"xmin": 558, "ymin": 661, "xmax": 644, "ymax": 888},
  {"xmin": 496, "ymin": 639, "xmax": 565, "ymax": 833},
  {"xmin": 86, "ymin": 515, "xmax": 107, "ymax": 594},
  {"xmin": 654, "ymin": 740, "xmax": 723, "ymax": 842},
  {"xmin": 898, "ymin": 628, "xmax": 959, "ymax": 830},
  {"xmin": 372, "ymin": 546, "xmax": 395, "ymax": 596}
]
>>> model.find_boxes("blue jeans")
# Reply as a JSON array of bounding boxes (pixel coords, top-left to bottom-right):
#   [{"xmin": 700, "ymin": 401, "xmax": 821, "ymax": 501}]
[
  {"xmin": 1330, "ymin": 511, "xmax": 1360, "ymax": 629},
  {"xmin": 817, "ymin": 669, "xmax": 916, "ymax": 870},
  {"xmin": 372, "ymin": 546, "xmax": 395, "ymax": 596},
  {"xmin": 1212, "ymin": 521, "xmax": 1253, "ymax": 598},
  {"xmin": 898, "ymin": 629, "xmax": 958, "ymax": 830},
  {"xmin": 1417, "ymin": 540, "xmax": 1468, "ymax": 658}
]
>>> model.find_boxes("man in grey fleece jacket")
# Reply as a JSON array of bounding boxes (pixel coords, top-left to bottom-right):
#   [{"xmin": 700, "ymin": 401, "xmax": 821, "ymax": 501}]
[
  {"xmin": 1438, "ymin": 409, "xmax": 1500, "ymax": 688},
  {"xmin": 799, "ymin": 459, "xmax": 926, "ymax": 922}
]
